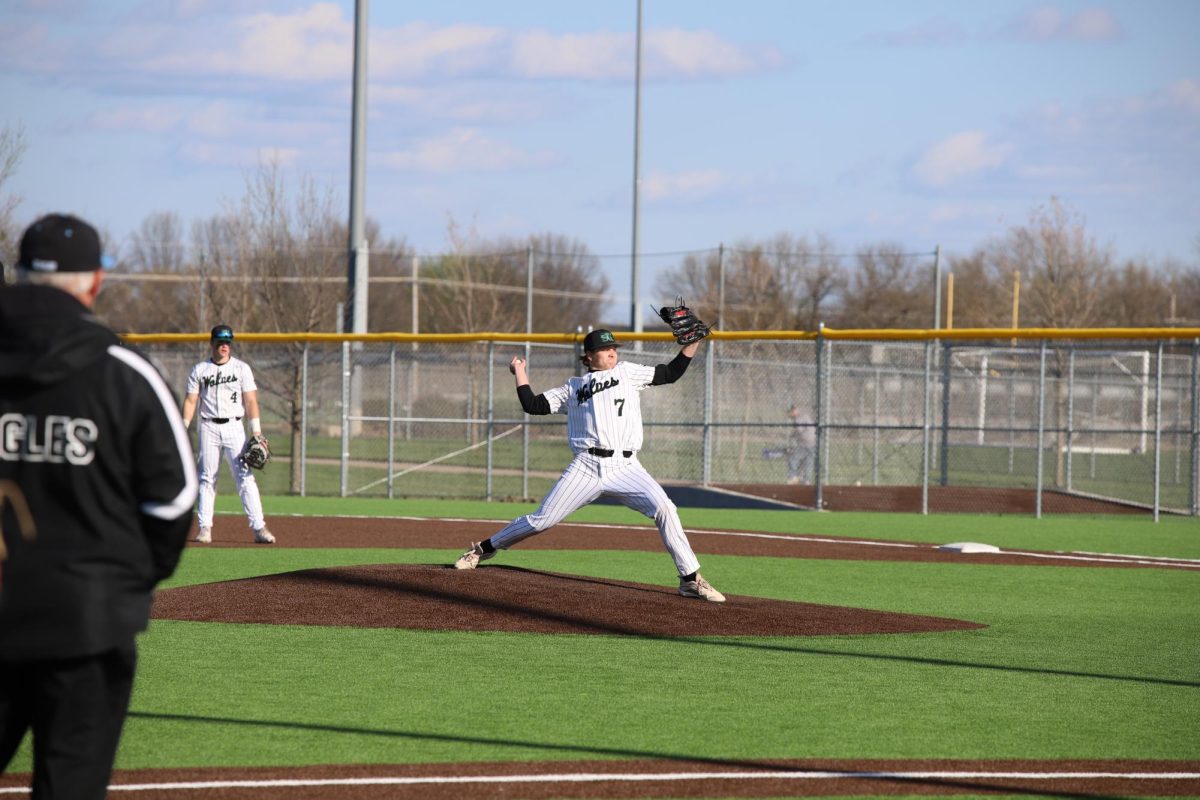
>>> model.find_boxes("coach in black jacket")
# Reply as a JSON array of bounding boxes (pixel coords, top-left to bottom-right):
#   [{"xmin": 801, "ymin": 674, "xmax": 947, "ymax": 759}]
[{"xmin": 0, "ymin": 214, "xmax": 198, "ymax": 799}]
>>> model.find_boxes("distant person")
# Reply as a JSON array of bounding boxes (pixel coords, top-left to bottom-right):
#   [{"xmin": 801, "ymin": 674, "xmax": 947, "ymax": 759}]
[
  {"xmin": 453, "ymin": 328, "xmax": 724, "ymax": 602},
  {"xmin": 786, "ymin": 403, "xmax": 816, "ymax": 485},
  {"xmin": 0, "ymin": 213, "xmax": 198, "ymax": 798},
  {"xmin": 181, "ymin": 325, "xmax": 275, "ymax": 544}
]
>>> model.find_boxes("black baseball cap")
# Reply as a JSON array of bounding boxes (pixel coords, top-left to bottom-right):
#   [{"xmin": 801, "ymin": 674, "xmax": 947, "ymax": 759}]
[
  {"xmin": 17, "ymin": 214, "xmax": 114, "ymax": 273},
  {"xmin": 211, "ymin": 324, "xmax": 234, "ymax": 342},
  {"xmin": 582, "ymin": 329, "xmax": 623, "ymax": 352}
]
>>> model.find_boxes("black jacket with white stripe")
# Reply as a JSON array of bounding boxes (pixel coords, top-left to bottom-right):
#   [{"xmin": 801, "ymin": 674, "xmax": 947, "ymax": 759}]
[{"xmin": 0, "ymin": 285, "xmax": 198, "ymax": 661}]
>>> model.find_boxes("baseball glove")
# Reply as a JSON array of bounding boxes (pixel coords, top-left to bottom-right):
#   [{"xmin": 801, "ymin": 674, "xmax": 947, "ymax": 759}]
[
  {"xmin": 657, "ymin": 297, "xmax": 710, "ymax": 345},
  {"xmin": 240, "ymin": 434, "xmax": 270, "ymax": 470}
]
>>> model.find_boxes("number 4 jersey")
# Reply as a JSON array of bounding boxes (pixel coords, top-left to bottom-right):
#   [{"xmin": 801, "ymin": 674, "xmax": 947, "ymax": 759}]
[{"xmin": 186, "ymin": 356, "xmax": 256, "ymax": 421}]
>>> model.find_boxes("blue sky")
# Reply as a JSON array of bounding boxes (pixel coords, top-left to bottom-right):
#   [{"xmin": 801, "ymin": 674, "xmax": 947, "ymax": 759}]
[{"xmin": 2, "ymin": 0, "xmax": 1198, "ymax": 304}]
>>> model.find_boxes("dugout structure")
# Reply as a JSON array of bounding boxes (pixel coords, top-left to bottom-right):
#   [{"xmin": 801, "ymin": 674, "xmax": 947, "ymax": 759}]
[{"xmin": 126, "ymin": 327, "xmax": 1200, "ymax": 519}]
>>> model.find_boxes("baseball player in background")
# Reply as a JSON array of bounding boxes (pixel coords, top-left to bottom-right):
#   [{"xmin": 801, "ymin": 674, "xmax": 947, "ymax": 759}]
[
  {"xmin": 181, "ymin": 325, "xmax": 275, "ymax": 544},
  {"xmin": 454, "ymin": 328, "xmax": 724, "ymax": 602}
]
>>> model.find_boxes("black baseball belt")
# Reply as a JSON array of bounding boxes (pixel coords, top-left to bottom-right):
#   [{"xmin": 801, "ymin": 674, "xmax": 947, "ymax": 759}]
[
  {"xmin": 204, "ymin": 417, "xmax": 242, "ymax": 424},
  {"xmin": 587, "ymin": 447, "xmax": 633, "ymax": 458}
]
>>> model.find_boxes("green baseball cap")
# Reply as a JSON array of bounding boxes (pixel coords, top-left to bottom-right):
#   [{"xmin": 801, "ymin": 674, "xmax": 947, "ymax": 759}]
[{"xmin": 583, "ymin": 329, "xmax": 623, "ymax": 351}]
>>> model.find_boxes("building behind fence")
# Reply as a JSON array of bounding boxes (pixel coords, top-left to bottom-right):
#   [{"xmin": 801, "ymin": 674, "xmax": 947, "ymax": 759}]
[{"xmin": 128, "ymin": 329, "xmax": 1200, "ymax": 519}]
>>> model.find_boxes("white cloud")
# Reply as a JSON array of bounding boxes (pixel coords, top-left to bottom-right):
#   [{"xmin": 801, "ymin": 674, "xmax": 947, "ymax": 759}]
[
  {"xmin": 1064, "ymin": 8, "xmax": 1123, "ymax": 41},
  {"xmin": 89, "ymin": 106, "xmax": 184, "ymax": 134},
  {"xmin": 7, "ymin": 3, "xmax": 784, "ymax": 88},
  {"xmin": 371, "ymin": 84, "xmax": 550, "ymax": 124},
  {"xmin": 867, "ymin": 19, "xmax": 968, "ymax": 47},
  {"xmin": 1005, "ymin": 5, "xmax": 1122, "ymax": 42},
  {"xmin": 1166, "ymin": 79, "xmax": 1200, "ymax": 114},
  {"xmin": 183, "ymin": 102, "xmax": 245, "ymax": 138},
  {"xmin": 643, "ymin": 28, "xmax": 785, "ymax": 78},
  {"xmin": 381, "ymin": 128, "xmax": 558, "ymax": 173},
  {"xmin": 372, "ymin": 22, "xmax": 506, "ymax": 79},
  {"xmin": 179, "ymin": 142, "xmax": 299, "ymax": 169},
  {"xmin": 929, "ymin": 204, "xmax": 973, "ymax": 223},
  {"xmin": 510, "ymin": 30, "xmax": 630, "ymax": 79},
  {"xmin": 642, "ymin": 169, "xmax": 730, "ymax": 202},
  {"xmin": 189, "ymin": 2, "xmax": 352, "ymax": 80},
  {"xmin": 912, "ymin": 131, "xmax": 1014, "ymax": 187}
]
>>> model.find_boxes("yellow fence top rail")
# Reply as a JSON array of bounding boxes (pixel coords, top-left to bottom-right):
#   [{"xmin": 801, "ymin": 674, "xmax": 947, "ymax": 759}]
[{"xmin": 121, "ymin": 327, "xmax": 1200, "ymax": 345}]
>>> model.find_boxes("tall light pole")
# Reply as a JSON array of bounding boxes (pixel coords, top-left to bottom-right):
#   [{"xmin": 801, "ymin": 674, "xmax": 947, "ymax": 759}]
[
  {"xmin": 630, "ymin": 0, "xmax": 644, "ymax": 335},
  {"xmin": 343, "ymin": 0, "xmax": 369, "ymax": 451},
  {"xmin": 346, "ymin": 0, "xmax": 369, "ymax": 335}
]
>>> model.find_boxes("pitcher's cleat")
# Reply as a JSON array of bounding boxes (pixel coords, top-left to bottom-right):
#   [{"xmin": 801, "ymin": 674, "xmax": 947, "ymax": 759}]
[
  {"xmin": 678, "ymin": 574, "xmax": 725, "ymax": 602},
  {"xmin": 454, "ymin": 542, "xmax": 495, "ymax": 570}
]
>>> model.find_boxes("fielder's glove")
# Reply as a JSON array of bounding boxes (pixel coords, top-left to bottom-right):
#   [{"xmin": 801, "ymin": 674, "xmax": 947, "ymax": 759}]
[
  {"xmin": 240, "ymin": 434, "xmax": 271, "ymax": 470},
  {"xmin": 657, "ymin": 297, "xmax": 710, "ymax": 345}
]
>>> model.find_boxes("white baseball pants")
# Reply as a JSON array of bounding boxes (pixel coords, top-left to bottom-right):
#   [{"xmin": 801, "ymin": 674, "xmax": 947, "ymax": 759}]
[
  {"xmin": 490, "ymin": 452, "xmax": 702, "ymax": 577},
  {"xmin": 196, "ymin": 419, "xmax": 265, "ymax": 530}
]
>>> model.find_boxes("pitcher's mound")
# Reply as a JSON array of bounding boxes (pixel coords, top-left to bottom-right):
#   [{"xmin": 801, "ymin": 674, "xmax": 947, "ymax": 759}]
[{"xmin": 153, "ymin": 564, "xmax": 983, "ymax": 637}]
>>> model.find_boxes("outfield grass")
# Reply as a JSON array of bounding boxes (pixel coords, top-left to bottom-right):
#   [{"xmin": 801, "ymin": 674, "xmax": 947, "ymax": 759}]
[{"xmin": 7, "ymin": 500, "xmax": 1199, "ymax": 780}]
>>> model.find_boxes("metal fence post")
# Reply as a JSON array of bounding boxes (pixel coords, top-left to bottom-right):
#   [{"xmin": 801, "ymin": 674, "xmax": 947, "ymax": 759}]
[
  {"xmin": 523, "ymin": 247, "xmax": 533, "ymax": 500},
  {"xmin": 1066, "ymin": 346, "xmax": 1075, "ymax": 492},
  {"xmin": 486, "ymin": 341, "xmax": 495, "ymax": 502},
  {"xmin": 1153, "ymin": 342, "xmax": 1163, "ymax": 522},
  {"xmin": 939, "ymin": 341, "xmax": 951, "ymax": 486},
  {"xmin": 300, "ymin": 342, "xmax": 308, "ymax": 497},
  {"xmin": 340, "ymin": 338, "xmax": 350, "ymax": 498},
  {"xmin": 872, "ymin": 367, "xmax": 881, "ymax": 485},
  {"xmin": 823, "ymin": 337, "xmax": 833, "ymax": 486},
  {"xmin": 703, "ymin": 340, "xmax": 714, "ymax": 486},
  {"xmin": 1036, "ymin": 341, "xmax": 1047, "ymax": 519},
  {"xmin": 814, "ymin": 324, "xmax": 825, "ymax": 510},
  {"xmin": 1007, "ymin": 365, "xmax": 1017, "ymax": 474},
  {"xmin": 387, "ymin": 342, "xmax": 396, "ymax": 500},
  {"xmin": 921, "ymin": 340, "xmax": 932, "ymax": 515},
  {"xmin": 1191, "ymin": 339, "xmax": 1199, "ymax": 517}
]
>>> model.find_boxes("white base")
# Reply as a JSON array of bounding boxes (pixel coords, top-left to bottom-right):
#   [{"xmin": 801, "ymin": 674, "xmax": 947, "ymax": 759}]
[{"xmin": 937, "ymin": 541, "xmax": 1001, "ymax": 554}]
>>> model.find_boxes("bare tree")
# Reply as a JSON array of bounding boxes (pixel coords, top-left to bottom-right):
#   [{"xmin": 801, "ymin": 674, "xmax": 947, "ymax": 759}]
[
  {"xmin": 1173, "ymin": 235, "xmax": 1200, "ymax": 325},
  {"xmin": 986, "ymin": 198, "xmax": 1115, "ymax": 485},
  {"xmin": 834, "ymin": 244, "xmax": 931, "ymax": 328},
  {"xmin": 653, "ymin": 233, "xmax": 844, "ymax": 331},
  {"xmin": 421, "ymin": 221, "xmax": 607, "ymax": 333},
  {"xmin": 1098, "ymin": 259, "xmax": 1175, "ymax": 327},
  {"xmin": 96, "ymin": 212, "xmax": 195, "ymax": 332},
  {"xmin": 365, "ymin": 223, "xmax": 415, "ymax": 332},
  {"xmin": 0, "ymin": 124, "xmax": 27, "ymax": 280},
  {"xmin": 189, "ymin": 160, "xmax": 345, "ymax": 492},
  {"xmin": 525, "ymin": 233, "xmax": 609, "ymax": 330},
  {"xmin": 994, "ymin": 198, "xmax": 1112, "ymax": 328},
  {"xmin": 944, "ymin": 252, "xmax": 1012, "ymax": 328},
  {"xmin": 423, "ymin": 218, "xmax": 526, "ymax": 334}
]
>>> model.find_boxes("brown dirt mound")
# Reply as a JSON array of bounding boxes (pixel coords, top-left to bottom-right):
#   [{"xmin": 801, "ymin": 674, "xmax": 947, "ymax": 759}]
[{"xmin": 152, "ymin": 563, "xmax": 983, "ymax": 637}]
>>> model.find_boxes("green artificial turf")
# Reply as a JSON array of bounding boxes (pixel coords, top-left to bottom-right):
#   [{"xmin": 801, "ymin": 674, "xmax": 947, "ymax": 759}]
[{"xmin": 6, "ymin": 505, "xmax": 1198, "ymax": 781}]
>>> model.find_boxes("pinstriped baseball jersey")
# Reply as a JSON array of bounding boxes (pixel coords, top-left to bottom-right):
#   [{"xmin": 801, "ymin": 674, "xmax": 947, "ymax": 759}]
[
  {"xmin": 543, "ymin": 361, "xmax": 656, "ymax": 454},
  {"xmin": 185, "ymin": 357, "xmax": 256, "ymax": 420},
  {"xmin": 185, "ymin": 354, "xmax": 265, "ymax": 531}
]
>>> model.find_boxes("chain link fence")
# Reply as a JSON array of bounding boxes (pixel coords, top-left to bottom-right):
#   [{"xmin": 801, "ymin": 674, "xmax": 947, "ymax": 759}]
[{"xmin": 137, "ymin": 333, "xmax": 1200, "ymax": 517}]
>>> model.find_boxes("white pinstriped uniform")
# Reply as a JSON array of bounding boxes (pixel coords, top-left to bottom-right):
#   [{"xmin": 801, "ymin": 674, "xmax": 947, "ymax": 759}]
[
  {"xmin": 186, "ymin": 356, "xmax": 265, "ymax": 530},
  {"xmin": 490, "ymin": 360, "xmax": 702, "ymax": 577}
]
